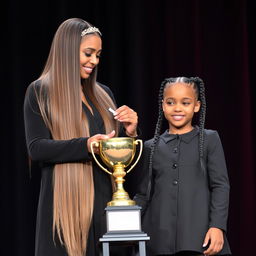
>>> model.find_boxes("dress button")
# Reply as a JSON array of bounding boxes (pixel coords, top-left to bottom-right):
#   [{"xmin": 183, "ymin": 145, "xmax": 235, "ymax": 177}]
[
  {"xmin": 172, "ymin": 163, "xmax": 178, "ymax": 169},
  {"xmin": 173, "ymin": 147, "xmax": 178, "ymax": 153},
  {"xmin": 173, "ymin": 180, "xmax": 178, "ymax": 185}
]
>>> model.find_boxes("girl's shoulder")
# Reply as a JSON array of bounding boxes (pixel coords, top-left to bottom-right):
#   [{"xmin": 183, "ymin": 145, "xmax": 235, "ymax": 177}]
[
  {"xmin": 141, "ymin": 139, "xmax": 154, "ymax": 158},
  {"xmin": 203, "ymin": 128, "xmax": 221, "ymax": 140},
  {"xmin": 144, "ymin": 138, "xmax": 154, "ymax": 147},
  {"xmin": 203, "ymin": 128, "xmax": 224, "ymax": 150}
]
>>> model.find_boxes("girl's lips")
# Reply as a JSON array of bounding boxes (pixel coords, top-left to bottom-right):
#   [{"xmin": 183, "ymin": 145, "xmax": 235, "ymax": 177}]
[{"xmin": 172, "ymin": 115, "xmax": 184, "ymax": 121}]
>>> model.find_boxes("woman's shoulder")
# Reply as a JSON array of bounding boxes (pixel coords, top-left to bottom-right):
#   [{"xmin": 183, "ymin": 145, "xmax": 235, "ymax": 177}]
[
  {"xmin": 24, "ymin": 80, "xmax": 46, "ymax": 109},
  {"xmin": 96, "ymin": 81, "xmax": 116, "ymax": 102},
  {"xmin": 25, "ymin": 79, "xmax": 42, "ymax": 95},
  {"xmin": 25, "ymin": 80, "xmax": 40, "ymax": 99},
  {"xmin": 97, "ymin": 81, "xmax": 112, "ymax": 94}
]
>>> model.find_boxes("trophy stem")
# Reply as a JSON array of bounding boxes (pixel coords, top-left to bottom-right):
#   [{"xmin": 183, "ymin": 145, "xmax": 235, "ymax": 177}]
[{"xmin": 107, "ymin": 164, "xmax": 135, "ymax": 206}]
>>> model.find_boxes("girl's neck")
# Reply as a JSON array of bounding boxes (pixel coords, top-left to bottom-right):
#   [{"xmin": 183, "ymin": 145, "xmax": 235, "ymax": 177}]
[{"xmin": 168, "ymin": 126, "xmax": 194, "ymax": 135}]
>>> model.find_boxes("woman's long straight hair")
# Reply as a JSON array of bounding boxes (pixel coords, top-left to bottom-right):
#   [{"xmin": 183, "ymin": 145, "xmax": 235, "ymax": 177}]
[{"xmin": 33, "ymin": 18, "xmax": 118, "ymax": 256}]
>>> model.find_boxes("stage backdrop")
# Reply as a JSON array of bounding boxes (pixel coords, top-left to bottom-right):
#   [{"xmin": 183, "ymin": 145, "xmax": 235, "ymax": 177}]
[{"xmin": 2, "ymin": 0, "xmax": 255, "ymax": 255}]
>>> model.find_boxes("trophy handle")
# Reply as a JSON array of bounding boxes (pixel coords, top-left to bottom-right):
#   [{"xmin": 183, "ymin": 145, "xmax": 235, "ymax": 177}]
[
  {"xmin": 126, "ymin": 139, "xmax": 143, "ymax": 174},
  {"xmin": 90, "ymin": 141, "xmax": 113, "ymax": 175}
]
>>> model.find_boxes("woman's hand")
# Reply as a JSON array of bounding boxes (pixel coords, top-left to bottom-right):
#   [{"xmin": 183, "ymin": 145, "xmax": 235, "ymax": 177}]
[
  {"xmin": 203, "ymin": 227, "xmax": 224, "ymax": 255},
  {"xmin": 114, "ymin": 105, "xmax": 138, "ymax": 137},
  {"xmin": 87, "ymin": 130, "xmax": 115, "ymax": 154}
]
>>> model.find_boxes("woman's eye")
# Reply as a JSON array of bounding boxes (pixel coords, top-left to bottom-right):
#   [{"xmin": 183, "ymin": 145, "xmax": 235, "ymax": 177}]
[
  {"xmin": 96, "ymin": 55, "xmax": 101, "ymax": 58},
  {"xmin": 85, "ymin": 53, "xmax": 91, "ymax": 57}
]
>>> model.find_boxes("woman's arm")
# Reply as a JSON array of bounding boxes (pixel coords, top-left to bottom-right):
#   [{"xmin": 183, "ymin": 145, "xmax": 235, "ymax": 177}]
[
  {"xmin": 99, "ymin": 83, "xmax": 140, "ymax": 138},
  {"xmin": 23, "ymin": 83, "xmax": 91, "ymax": 164}
]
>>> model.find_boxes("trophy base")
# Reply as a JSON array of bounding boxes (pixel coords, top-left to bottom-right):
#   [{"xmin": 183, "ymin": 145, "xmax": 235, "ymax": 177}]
[
  {"xmin": 100, "ymin": 232, "xmax": 150, "ymax": 256},
  {"xmin": 100, "ymin": 205, "xmax": 150, "ymax": 255}
]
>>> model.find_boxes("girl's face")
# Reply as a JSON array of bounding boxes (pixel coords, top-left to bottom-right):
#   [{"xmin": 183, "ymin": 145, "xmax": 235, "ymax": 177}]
[
  {"xmin": 162, "ymin": 82, "xmax": 200, "ymax": 134},
  {"xmin": 80, "ymin": 34, "xmax": 102, "ymax": 79}
]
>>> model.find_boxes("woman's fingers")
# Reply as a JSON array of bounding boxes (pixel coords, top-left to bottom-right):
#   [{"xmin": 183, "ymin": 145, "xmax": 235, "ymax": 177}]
[
  {"xmin": 87, "ymin": 130, "xmax": 116, "ymax": 153},
  {"xmin": 114, "ymin": 106, "xmax": 137, "ymax": 122},
  {"xmin": 114, "ymin": 106, "xmax": 138, "ymax": 136}
]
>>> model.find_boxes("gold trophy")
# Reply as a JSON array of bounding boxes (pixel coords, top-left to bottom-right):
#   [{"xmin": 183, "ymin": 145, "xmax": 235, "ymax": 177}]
[
  {"xmin": 91, "ymin": 137, "xmax": 150, "ymax": 254},
  {"xmin": 90, "ymin": 137, "xmax": 143, "ymax": 206}
]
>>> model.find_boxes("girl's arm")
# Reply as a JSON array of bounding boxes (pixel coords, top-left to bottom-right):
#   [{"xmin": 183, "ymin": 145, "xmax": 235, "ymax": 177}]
[
  {"xmin": 23, "ymin": 83, "xmax": 91, "ymax": 164},
  {"xmin": 202, "ymin": 130, "xmax": 230, "ymax": 255},
  {"xmin": 203, "ymin": 227, "xmax": 224, "ymax": 256},
  {"xmin": 207, "ymin": 130, "xmax": 230, "ymax": 232}
]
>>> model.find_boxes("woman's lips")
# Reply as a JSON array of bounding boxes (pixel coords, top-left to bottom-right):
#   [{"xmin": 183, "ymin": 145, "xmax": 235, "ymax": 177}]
[{"xmin": 83, "ymin": 66, "xmax": 93, "ymax": 74}]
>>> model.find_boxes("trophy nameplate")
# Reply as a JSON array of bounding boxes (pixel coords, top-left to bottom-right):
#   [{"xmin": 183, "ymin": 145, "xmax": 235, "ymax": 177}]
[{"xmin": 106, "ymin": 205, "xmax": 141, "ymax": 233}]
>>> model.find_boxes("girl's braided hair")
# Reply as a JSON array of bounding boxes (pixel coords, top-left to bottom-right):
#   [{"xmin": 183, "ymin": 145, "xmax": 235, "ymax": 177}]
[{"xmin": 146, "ymin": 77, "xmax": 206, "ymax": 200}]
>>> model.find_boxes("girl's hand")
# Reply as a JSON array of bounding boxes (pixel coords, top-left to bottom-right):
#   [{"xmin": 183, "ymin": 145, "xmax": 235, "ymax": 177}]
[
  {"xmin": 114, "ymin": 105, "xmax": 138, "ymax": 137},
  {"xmin": 203, "ymin": 227, "xmax": 224, "ymax": 255},
  {"xmin": 87, "ymin": 130, "xmax": 115, "ymax": 154}
]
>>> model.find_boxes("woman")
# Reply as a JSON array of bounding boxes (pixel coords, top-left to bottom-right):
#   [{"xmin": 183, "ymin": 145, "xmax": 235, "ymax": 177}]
[{"xmin": 24, "ymin": 18, "xmax": 138, "ymax": 256}]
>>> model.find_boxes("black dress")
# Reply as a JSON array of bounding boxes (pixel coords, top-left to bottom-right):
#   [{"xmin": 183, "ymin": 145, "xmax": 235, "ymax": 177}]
[
  {"xmin": 134, "ymin": 128, "xmax": 231, "ymax": 255},
  {"xmin": 24, "ymin": 81, "xmax": 124, "ymax": 256}
]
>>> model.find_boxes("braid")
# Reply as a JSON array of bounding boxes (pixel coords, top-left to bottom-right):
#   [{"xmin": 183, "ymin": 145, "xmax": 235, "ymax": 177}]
[
  {"xmin": 146, "ymin": 76, "xmax": 207, "ymax": 199},
  {"xmin": 190, "ymin": 77, "xmax": 207, "ymax": 173},
  {"xmin": 146, "ymin": 78, "xmax": 170, "ymax": 200}
]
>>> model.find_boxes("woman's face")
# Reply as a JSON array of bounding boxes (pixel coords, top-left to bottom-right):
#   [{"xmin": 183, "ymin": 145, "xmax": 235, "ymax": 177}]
[{"xmin": 80, "ymin": 34, "xmax": 102, "ymax": 79}]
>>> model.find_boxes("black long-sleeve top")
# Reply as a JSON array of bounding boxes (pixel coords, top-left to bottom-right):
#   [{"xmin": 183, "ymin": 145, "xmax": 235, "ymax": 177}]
[
  {"xmin": 134, "ymin": 127, "xmax": 231, "ymax": 255},
  {"xmin": 24, "ymin": 81, "xmax": 122, "ymax": 256}
]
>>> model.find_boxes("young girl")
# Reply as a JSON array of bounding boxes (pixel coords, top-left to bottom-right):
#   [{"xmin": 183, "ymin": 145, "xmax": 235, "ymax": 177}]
[{"xmin": 134, "ymin": 77, "xmax": 231, "ymax": 256}]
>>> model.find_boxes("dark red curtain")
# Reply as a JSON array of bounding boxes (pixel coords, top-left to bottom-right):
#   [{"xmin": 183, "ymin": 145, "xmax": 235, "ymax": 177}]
[{"xmin": 2, "ymin": 0, "xmax": 255, "ymax": 255}]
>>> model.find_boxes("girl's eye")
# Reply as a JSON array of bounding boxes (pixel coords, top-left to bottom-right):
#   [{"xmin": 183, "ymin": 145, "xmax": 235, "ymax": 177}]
[
  {"xmin": 183, "ymin": 102, "xmax": 190, "ymax": 105},
  {"xmin": 166, "ymin": 101, "xmax": 174, "ymax": 105}
]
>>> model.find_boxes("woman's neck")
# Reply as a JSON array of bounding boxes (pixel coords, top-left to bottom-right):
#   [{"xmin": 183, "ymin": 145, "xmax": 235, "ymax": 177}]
[{"xmin": 81, "ymin": 88, "xmax": 93, "ymax": 115}]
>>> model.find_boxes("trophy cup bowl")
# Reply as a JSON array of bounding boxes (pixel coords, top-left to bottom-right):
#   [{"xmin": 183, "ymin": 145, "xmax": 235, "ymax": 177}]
[{"xmin": 91, "ymin": 137, "xmax": 143, "ymax": 207}]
